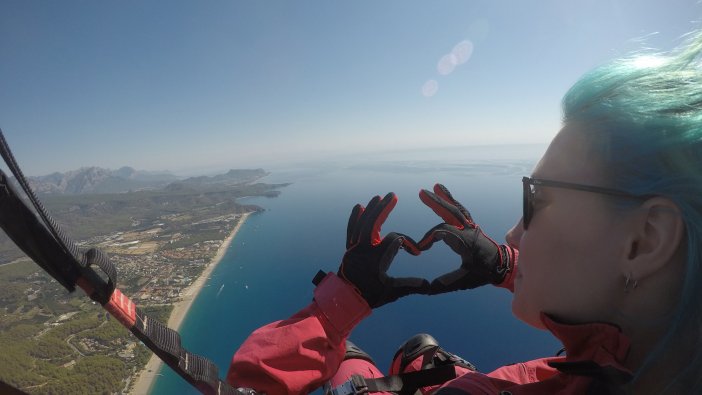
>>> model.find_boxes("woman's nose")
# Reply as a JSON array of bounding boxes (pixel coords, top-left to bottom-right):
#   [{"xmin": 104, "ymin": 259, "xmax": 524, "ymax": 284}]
[{"xmin": 505, "ymin": 218, "xmax": 524, "ymax": 249}]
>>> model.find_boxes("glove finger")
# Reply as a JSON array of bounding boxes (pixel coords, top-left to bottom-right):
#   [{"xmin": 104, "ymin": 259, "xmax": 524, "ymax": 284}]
[
  {"xmin": 360, "ymin": 192, "xmax": 397, "ymax": 246},
  {"xmin": 433, "ymin": 184, "xmax": 474, "ymax": 224},
  {"xmin": 346, "ymin": 203, "xmax": 364, "ymax": 249},
  {"xmin": 419, "ymin": 188, "xmax": 467, "ymax": 228},
  {"xmin": 395, "ymin": 232, "xmax": 421, "ymax": 256},
  {"xmin": 354, "ymin": 195, "xmax": 381, "ymax": 246},
  {"xmin": 417, "ymin": 223, "xmax": 457, "ymax": 251},
  {"xmin": 378, "ymin": 232, "xmax": 405, "ymax": 274},
  {"xmin": 429, "ymin": 268, "xmax": 470, "ymax": 295}
]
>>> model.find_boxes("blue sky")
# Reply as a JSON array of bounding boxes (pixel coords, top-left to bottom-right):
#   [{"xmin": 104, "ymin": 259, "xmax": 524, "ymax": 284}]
[{"xmin": 0, "ymin": 1, "xmax": 699, "ymax": 175}]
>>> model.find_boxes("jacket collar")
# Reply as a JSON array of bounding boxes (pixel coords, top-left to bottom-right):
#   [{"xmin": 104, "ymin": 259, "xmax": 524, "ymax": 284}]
[{"xmin": 540, "ymin": 313, "xmax": 633, "ymax": 384}]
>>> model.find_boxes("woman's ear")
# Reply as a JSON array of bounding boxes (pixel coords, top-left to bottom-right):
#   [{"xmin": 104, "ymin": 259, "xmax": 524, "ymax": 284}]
[{"xmin": 624, "ymin": 197, "xmax": 685, "ymax": 280}]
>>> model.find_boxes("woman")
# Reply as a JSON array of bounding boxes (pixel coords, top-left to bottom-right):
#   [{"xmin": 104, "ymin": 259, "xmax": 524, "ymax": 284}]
[{"xmin": 226, "ymin": 32, "xmax": 702, "ymax": 394}]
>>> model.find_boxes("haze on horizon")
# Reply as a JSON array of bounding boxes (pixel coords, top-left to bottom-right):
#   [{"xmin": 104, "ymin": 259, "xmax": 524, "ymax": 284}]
[{"xmin": 0, "ymin": 1, "xmax": 697, "ymax": 176}]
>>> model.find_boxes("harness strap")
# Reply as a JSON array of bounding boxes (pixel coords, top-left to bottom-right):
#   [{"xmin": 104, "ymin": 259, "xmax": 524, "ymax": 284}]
[
  {"xmin": 0, "ymin": 129, "xmax": 250, "ymax": 395},
  {"xmin": 336, "ymin": 365, "xmax": 457, "ymax": 395},
  {"xmin": 0, "ymin": 171, "xmax": 81, "ymax": 291},
  {"xmin": 366, "ymin": 365, "xmax": 457, "ymax": 393}
]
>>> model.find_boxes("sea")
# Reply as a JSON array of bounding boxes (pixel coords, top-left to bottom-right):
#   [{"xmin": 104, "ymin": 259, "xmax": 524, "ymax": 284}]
[{"xmin": 149, "ymin": 145, "xmax": 563, "ymax": 394}]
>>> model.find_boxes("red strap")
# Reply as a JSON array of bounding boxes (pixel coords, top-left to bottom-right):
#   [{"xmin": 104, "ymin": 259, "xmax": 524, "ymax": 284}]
[
  {"xmin": 104, "ymin": 288, "xmax": 137, "ymax": 327},
  {"xmin": 76, "ymin": 277, "xmax": 136, "ymax": 328}
]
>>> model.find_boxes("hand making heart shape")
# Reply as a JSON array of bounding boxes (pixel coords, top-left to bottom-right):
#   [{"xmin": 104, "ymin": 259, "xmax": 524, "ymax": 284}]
[{"xmin": 337, "ymin": 184, "xmax": 516, "ymax": 309}]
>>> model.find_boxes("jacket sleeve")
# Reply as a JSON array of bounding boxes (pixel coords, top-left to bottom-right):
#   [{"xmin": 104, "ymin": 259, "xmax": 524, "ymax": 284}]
[{"xmin": 226, "ymin": 273, "xmax": 372, "ymax": 395}]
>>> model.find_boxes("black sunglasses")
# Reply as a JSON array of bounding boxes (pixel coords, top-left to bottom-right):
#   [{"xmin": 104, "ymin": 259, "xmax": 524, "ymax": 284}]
[{"xmin": 521, "ymin": 176, "xmax": 648, "ymax": 230}]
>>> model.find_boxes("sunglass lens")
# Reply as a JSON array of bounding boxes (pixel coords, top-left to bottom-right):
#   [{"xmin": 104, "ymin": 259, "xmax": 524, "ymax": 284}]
[{"xmin": 522, "ymin": 180, "xmax": 531, "ymax": 230}]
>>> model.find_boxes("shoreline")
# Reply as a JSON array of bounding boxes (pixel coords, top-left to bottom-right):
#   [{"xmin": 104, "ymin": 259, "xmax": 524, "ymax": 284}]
[{"xmin": 129, "ymin": 212, "xmax": 251, "ymax": 395}]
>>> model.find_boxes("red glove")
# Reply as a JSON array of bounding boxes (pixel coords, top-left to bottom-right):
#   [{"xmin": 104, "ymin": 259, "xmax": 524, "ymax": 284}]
[
  {"xmin": 338, "ymin": 192, "xmax": 430, "ymax": 308},
  {"xmin": 418, "ymin": 184, "xmax": 514, "ymax": 294}
]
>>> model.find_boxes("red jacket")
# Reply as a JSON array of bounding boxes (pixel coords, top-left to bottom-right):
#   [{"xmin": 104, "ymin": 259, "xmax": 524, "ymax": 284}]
[{"xmin": 227, "ymin": 272, "xmax": 632, "ymax": 394}]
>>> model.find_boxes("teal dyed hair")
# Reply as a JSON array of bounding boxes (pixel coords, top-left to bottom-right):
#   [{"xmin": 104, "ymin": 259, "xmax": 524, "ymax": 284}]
[{"xmin": 562, "ymin": 32, "xmax": 702, "ymax": 393}]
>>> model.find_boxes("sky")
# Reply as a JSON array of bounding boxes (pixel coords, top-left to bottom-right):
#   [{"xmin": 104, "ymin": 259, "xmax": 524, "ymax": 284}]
[{"xmin": 0, "ymin": 1, "xmax": 699, "ymax": 176}]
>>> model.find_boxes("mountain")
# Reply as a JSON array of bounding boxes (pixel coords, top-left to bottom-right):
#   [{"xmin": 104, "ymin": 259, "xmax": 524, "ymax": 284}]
[
  {"xmin": 25, "ymin": 167, "xmax": 181, "ymax": 195},
  {"xmin": 23, "ymin": 167, "xmax": 271, "ymax": 195},
  {"xmin": 165, "ymin": 168, "xmax": 269, "ymax": 189}
]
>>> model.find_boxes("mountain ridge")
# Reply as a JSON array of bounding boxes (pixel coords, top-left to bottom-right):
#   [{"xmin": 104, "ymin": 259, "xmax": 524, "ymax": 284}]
[{"xmin": 22, "ymin": 166, "xmax": 269, "ymax": 195}]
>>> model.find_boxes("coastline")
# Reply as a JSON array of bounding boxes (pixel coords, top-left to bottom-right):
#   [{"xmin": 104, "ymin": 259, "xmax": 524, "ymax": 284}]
[{"xmin": 129, "ymin": 212, "xmax": 251, "ymax": 395}]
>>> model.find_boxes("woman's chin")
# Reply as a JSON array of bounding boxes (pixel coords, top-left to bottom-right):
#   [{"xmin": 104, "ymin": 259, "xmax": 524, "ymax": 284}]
[{"xmin": 511, "ymin": 294, "xmax": 547, "ymax": 330}]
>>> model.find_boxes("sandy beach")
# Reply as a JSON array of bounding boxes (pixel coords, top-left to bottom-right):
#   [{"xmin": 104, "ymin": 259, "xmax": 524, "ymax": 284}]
[{"xmin": 129, "ymin": 212, "xmax": 251, "ymax": 395}]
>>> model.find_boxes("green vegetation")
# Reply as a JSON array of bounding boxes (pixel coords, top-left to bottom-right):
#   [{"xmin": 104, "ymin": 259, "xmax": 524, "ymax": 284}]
[
  {"xmin": 0, "ymin": 250, "xmax": 197, "ymax": 393},
  {"xmin": 35, "ymin": 356, "xmax": 129, "ymax": 395},
  {"xmin": 87, "ymin": 317, "xmax": 129, "ymax": 342},
  {"xmin": 31, "ymin": 336, "xmax": 74, "ymax": 360},
  {"xmin": 0, "ymin": 300, "xmax": 142, "ymax": 393},
  {"xmin": 0, "ymin": 175, "xmax": 286, "ymax": 393},
  {"xmin": 0, "ymin": 258, "xmax": 36, "ymax": 277},
  {"xmin": 141, "ymin": 305, "xmax": 173, "ymax": 324},
  {"xmin": 0, "ymin": 282, "xmax": 29, "ymax": 310},
  {"xmin": 161, "ymin": 229, "xmax": 227, "ymax": 250}
]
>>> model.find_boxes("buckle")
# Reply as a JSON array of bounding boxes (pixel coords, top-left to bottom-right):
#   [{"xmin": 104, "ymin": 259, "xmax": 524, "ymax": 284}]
[
  {"xmin": 78, "ymin": 248, "xmax": 117, "ymax": 304},
  {"xmin": 326, "ymin": 375, "xmax": 369, "ymax": 395}
]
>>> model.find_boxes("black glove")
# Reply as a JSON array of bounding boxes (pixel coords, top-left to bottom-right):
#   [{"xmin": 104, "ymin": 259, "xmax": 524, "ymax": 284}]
[
  {"xmin": 338, "ymin": 192, "xmax": 430, "ymax": 308},
  {"xmin": 418, "ymin": 184, "xmax": 514, "ymax": 294}
]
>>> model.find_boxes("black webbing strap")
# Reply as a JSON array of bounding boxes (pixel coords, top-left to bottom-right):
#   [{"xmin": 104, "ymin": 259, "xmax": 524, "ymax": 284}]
[
  {"xmin": 0, "ymin": 171, "xmax": 81, "ymax": 291},
  {"xmin": 331, "ymin": 365, "xmax": 458, "ymax": 394},
  {"xmin": 0, "ymin": 379, "xmax": 30, "ymax": 395},
  {"xmin": 0, "ymin": 129, "xmax": 249, "ymax": 395},
  {"xmin": 362, "ymin": 364, "xmax": 458, "ymax": 394},
  {"xmin": 0, "ymin": 131, "xmax": 82, "ymax": 264}
]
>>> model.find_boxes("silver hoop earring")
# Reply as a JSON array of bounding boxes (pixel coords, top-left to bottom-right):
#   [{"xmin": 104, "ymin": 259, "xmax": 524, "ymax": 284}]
[{"xmin": 625, "ymin": 274, "xmax": 638, "ymax": 293}]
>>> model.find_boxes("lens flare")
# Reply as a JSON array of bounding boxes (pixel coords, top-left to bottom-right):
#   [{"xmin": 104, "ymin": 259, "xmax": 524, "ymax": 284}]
[
  {"xmin": 436, "ymin": 40, "xmax": 474, "ymax": 75},
  {"xmin": 452, "ymin": 40, "xmax": 474, "ymax": 64},
  {"xmin": 422, "ymin": 79, "xmax": 439, "ymax": 97},
  {"xmin": 437, "ymin": 54, "xmax": 457, "ymax": 75}
]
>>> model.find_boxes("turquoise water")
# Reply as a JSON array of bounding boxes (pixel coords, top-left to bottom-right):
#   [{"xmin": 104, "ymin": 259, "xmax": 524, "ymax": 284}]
[{"xmin": 149, "ymin": 149, "xmax": 562, "ymax": 394}]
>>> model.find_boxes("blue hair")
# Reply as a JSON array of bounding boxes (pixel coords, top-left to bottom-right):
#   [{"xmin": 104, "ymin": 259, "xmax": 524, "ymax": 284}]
[{"xmin": 562, "ymin": 32, "xmax": 702, "ymax": 393}]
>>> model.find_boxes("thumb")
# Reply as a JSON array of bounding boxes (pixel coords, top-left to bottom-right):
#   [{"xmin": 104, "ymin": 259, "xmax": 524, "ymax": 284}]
[
  {"xmin": 390, "ymin": 276, "xmax": 431, "ymax": 298},
  {"xmin": 429, "ymin": 268, "xmax": 470, "ymax": 294}
]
